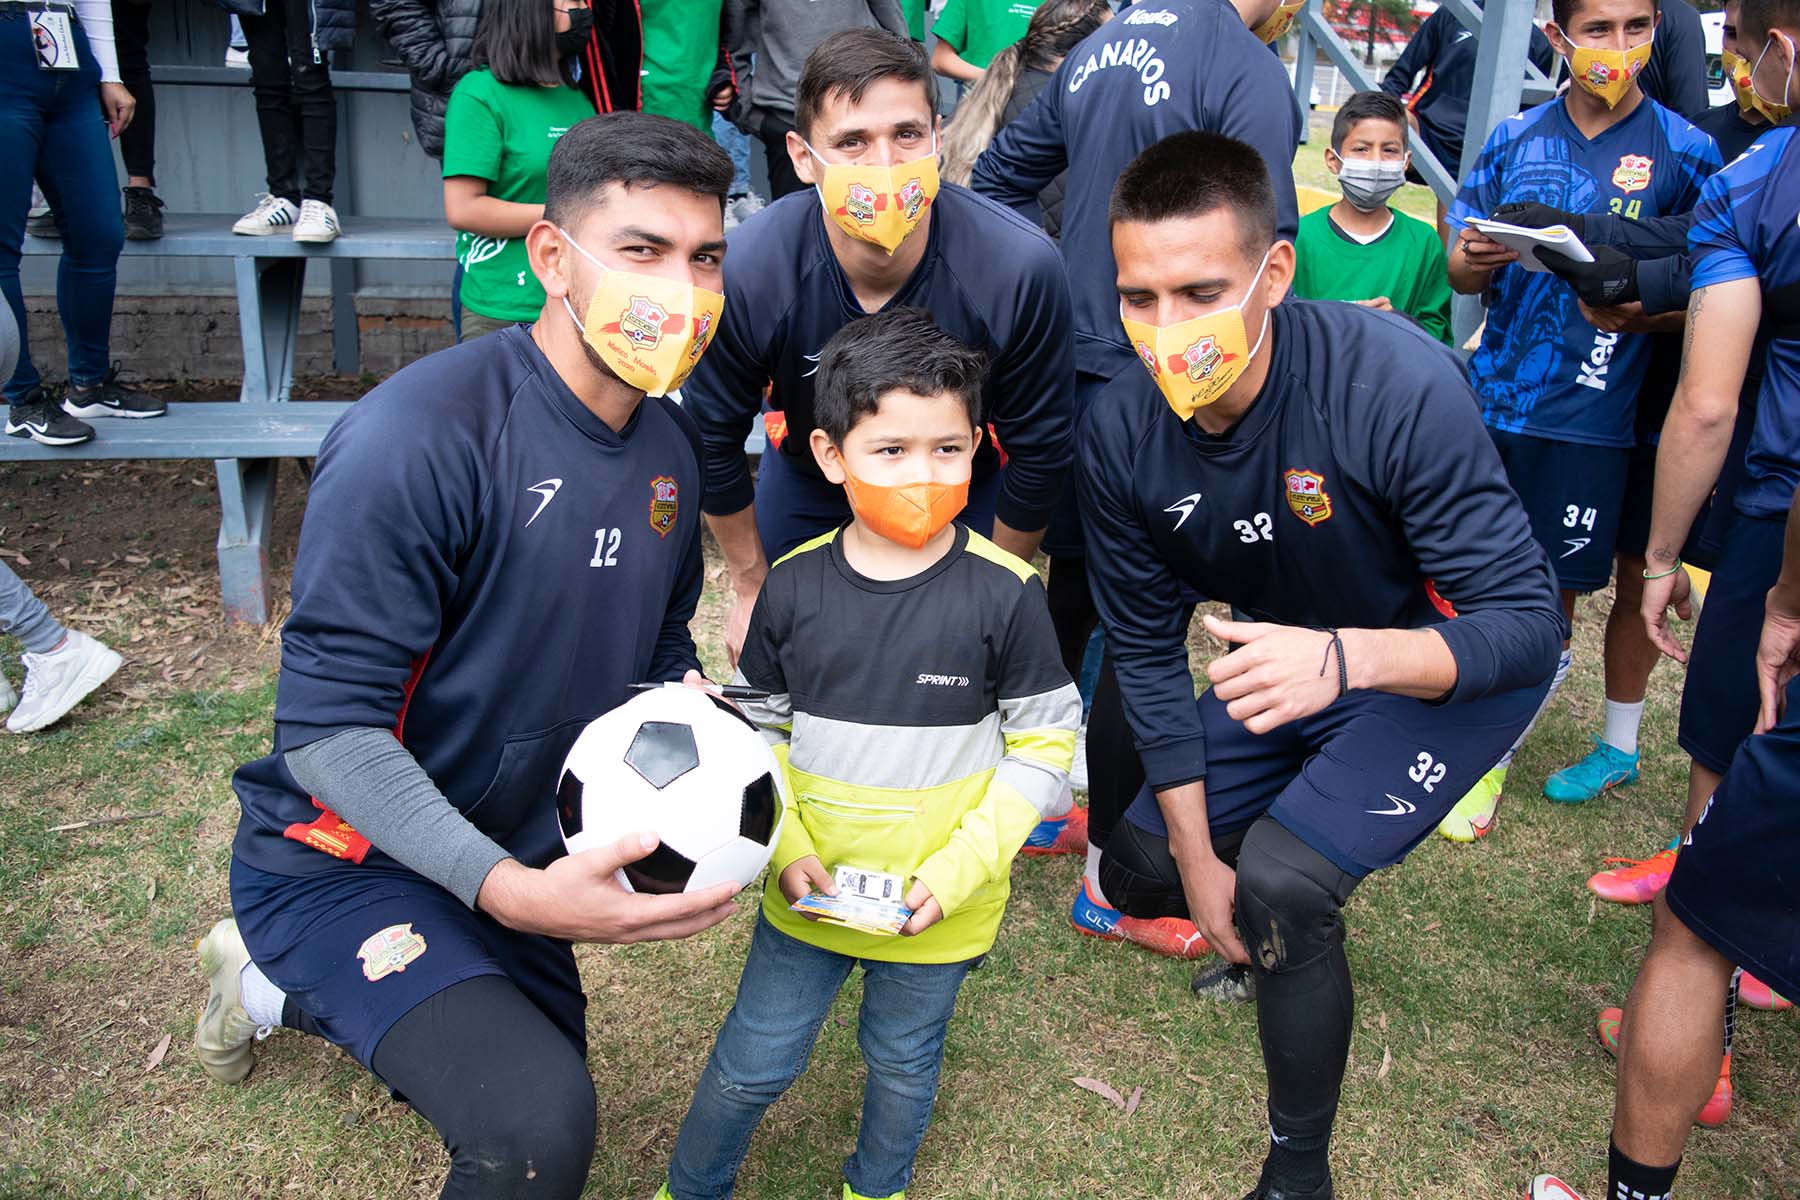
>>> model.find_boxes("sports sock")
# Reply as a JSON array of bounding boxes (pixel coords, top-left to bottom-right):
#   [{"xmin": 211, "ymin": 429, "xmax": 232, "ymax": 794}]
[
  {"xmin": 1042, "ymin": 780, "xmax": 1075, "ymax": 821},
  {"xmin": 1496, "ymin": 647, "xmax": 1574, "ymax": 770},
  {"xmin": 1259, "ymin": 1132, "xmax": 1330, "ymax": 1195},
  {"xmin": 1602, "ymin": 699, "xmax": 1646, "ymax": 756},
  {"xmin": 1724, "ymin": 969, "xmax": 1740, "ymax": 1057},
  {"xmin": 1084, "ymin": 843, "xmax": 1111, "ymax": 907},
  {"xmin": 1607, "ymin": 1140, "xmax": 1678, "ymax": 1200},
  {"xmin": 238, "ymin": 961, "xmax": 287, "ymax": 1028}
]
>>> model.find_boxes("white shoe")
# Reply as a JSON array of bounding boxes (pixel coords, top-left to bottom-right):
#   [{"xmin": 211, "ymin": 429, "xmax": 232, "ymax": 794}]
[
  {"xmin": 224, "ymin": 45, "xmax": 250, "ymax": 69},
  {"xmin": 0, "ymin": 671, "xmax": 15, "ymax": 715},
  {"xmin": 292, "ymin": 199, "xmax": 340, "ymax": 244},
  {"xmin": 6, "ymin": 631, "xmax": 121, "ymax": 733},
  {"xmin": 232, "ymin": 193, "xmax": 299, "ymax": 236},
  {"xmin": 194, "ymin": 919, "xmax": 264, "ymax": 1085},
  {"xmin": 1528, "ymin": 1176, "xmax": 1586, "ymax": 1200},
  {"xmin": 724, "ymin": 193, "xmax": 765, "ymax": 231},
  {"xmin": 1069, "ymin": 720, "xmax": 1088, "ymax": 790}
]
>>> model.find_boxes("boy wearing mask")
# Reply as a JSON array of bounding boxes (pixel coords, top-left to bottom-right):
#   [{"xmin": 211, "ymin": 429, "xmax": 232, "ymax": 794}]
[
  {"xmin": 1293, "ymin": 91, "xmax": 1451, "ymax": 345},
  {"xmin": 658, "ymin": 308, "xmax": 1079, "ymax": 1200}
]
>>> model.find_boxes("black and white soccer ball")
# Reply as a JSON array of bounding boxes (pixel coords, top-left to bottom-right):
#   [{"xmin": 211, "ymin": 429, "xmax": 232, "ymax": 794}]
[{"xmin": 556, "ymin": 683, "xmax": 786, "ymax": 893}]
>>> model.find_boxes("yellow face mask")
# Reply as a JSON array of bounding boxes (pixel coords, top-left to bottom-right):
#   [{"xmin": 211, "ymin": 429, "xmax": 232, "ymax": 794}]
[
  {"xmin": 1251, "ymin": 0, "xmax": 1304, "ymax": 44},
  {"xmin": 1721, "ymin": 47, "xmax": 1756, "ymax": 114},
  {"xmin": 558, "ymin": 228, "xmax": 725, "ymax": 398},
  {"xmin": 805, "ymin": 136, "xmax": 940, "ymax": 255},
  {"xmin": 1566, "ymin": 33, "xmax": 1654, "ymax": 108},
  {"xmin": 1749, "ymin": 31, "xmax": 1796, "ymax": 122},
  {"xmin": 1120, "ymin": 248, "xmax": 1272, "ymax": 422}
]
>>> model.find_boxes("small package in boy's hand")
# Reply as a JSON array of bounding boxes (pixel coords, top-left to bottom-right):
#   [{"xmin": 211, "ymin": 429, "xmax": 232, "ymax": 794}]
[{"xmin": 790, "ymin": 892, "xmax": 912, "ymax": 936}]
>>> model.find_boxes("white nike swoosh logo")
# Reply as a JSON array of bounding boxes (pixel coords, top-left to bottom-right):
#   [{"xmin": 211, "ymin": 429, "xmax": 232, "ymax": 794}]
[
  {"xmin": 1164, "ymin": 492, "xmax": 1203, "ymax": 530},
  {"xmin": 525, "ymin": 478, "xmax": 564, "ymax": 527},
  {"xmin": 1562, "ymin": 537, "xmax": 1591, "ymax": 558},
  {"xmin": 1366, "ymin": 794, "xmax": 1417, "ymax": 816}
]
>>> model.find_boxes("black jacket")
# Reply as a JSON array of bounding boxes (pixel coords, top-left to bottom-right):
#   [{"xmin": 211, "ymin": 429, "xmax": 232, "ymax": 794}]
[{"xmin": 369, "ymin": 0, "xmax": 484, "ymax": 158}]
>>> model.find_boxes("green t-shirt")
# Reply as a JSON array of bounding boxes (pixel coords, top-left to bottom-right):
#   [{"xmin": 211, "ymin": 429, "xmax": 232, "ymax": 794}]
[
  {"xmin": 1291, "ymin": 205, "xmax": 1453, "ymax": 346},
  {"xmin": 642, "ymin": 0, "xmax": 723, "ymax": 133},
  {"xmin": 443, "ymin": 68, "xmax": 594, "ymax": 322},
  {"xmin": 932, "ymin": 0, "xmax": 1040, "ymax": 70},
  {"xmin": 901, "ymin": 0, "xmax": 926, "ymax": 39}
]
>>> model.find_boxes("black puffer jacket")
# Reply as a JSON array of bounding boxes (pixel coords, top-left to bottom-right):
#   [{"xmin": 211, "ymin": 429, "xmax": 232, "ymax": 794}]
[
  {"xmin": 311, "ymin": 0, "xmax": 356, "ymax": 52},
  {"xmin": 369, "ymin": 0, "xmax": 484, "ymax": 158}
]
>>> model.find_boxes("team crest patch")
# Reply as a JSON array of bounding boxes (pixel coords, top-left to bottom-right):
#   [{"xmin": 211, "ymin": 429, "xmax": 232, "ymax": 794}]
[
  {"xmin": 620, "ymin": 295, "xmax": 670, "ymax": 350},
  {"xmin": 846, "ymin": 182, "xmax": 879, "ymax": 226},
  {"xmin": 1612, "ymin": 154, "xmax": 1653, "ymax": 193},
  {"xmin": 1178, "ymin": 334, "xmax": 1226, "ymax": 382},
  {"xmin": 1133, "ymin": 339, "xmax": 1158, "ymax": 375},
  {"xmin": 898, "ymin": 177, "xmax": 928, "ymax": 222},
  {"xmin": 358, "ymin": 923, "xmax": 426, "ymax": 982},
  {"xmin": 650, "ymin": 475, "xmax": 679, "ymax": 538},
  {"xmin": 1283, "ymin": 468, "xmax": 1332, "ymax": 526},
  {"xmin": 688, "ymin": 309, "xmax": 714, "ymax": 361}
]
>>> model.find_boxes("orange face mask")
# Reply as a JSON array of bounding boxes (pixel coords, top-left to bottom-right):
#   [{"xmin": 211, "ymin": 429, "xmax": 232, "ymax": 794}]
[{"xmin": 838, "ymin": 428, "xmax": 980, "ymax": 550}]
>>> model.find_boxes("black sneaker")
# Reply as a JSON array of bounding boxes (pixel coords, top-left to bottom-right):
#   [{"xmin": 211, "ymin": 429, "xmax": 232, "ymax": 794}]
[
  {"xmin": 62, "ymin": 363, "xmax": 165, "ymax": 420},
  {"xmin": 25, "ymin": 208, "xmax": 58, "ymax": 239},
  {"xmin": 122, "ymin": 187, "xmax": 164, "ymax": 241},
  {"xmin": 7, "ymin": 390, "xmax": 94, "ymax": 446},
  {"xmin": 1191, "ymin": 959, "xmax": 1256, "ymax": 1004}
]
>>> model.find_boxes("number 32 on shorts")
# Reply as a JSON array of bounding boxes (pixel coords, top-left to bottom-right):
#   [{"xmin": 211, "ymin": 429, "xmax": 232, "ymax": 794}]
[{"xmin": 1408, "ymin": 751, "xmax": 1447, "ymax": 792}]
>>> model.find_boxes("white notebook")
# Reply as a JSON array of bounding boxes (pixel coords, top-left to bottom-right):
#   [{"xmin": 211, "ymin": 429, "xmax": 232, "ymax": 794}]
[{"xmin": 1466, "ymin": 217, "xmax": 1596, "ymax": 273}]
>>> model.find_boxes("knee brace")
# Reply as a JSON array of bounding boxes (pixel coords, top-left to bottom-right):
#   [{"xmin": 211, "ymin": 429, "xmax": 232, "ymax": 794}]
[
  {"xmin": 1233, "ymin": 819, "xmax": 1357, "ymax": 977},
  {"xmin": 1099, "ymin": 819, "xmax": 1188, "ymax": 919}
]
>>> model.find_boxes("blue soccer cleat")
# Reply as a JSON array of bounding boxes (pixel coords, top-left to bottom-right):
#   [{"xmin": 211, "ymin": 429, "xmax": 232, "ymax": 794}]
[{"xmin": 1543, "ymin": 736, "xmax": 1639, "ymax": 804}]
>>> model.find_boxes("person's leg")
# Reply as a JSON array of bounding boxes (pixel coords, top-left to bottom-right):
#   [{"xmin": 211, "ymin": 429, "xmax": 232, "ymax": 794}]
[
  {"xmin": 1045, "ymin": 555, "xmax": 1098, "ymax": 683},
  {"xmin": 370, "ymin": 975, "xmax": 597, "ymax": 1200},
  {"xmin": 665, "ymin": 915, "xmax": 855, "ymax": 1200},
  {"xmin": 284, "ymin": 0, "xmax": 336, "ymax": 204},
  {"xmin": 0, "ymin": 559, "xmax": 69, "ymax": 653},
  {"xmin": 0, "ymin": 19, "xmax": 49, "ymax": 404},
  {"xmin": 240, "ymin": 0, "xmax": 302, "ymax": 206},
  {"xmin": 457, "ymin": 310, "xmax": 516, "ymax": 343},
  {"xmin": 757, "ymin": 113, "xmax": 806, "ymax": 200},
  {"xmin": 112, "ymin": 0, "xmax": 155, "ymax": 187},
  {"xmin": 842, "ymin": 956, "xmax": 980, "ymax": 1199}
]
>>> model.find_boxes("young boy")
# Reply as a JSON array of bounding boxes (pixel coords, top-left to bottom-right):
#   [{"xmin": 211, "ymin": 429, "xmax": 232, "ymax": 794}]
[
  {"xmin": 1292, "ymin": 90, "xmax": 1452, "ymax": 345},
  {"xmin": 659, "ymin": 308, "xmax": 1080, "ymax": 1200}
]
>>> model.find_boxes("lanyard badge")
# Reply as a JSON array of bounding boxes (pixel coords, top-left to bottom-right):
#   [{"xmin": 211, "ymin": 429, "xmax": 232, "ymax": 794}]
[{"xmin": 32, "ymin": 9, "xmax": 79, "ymax": 71}]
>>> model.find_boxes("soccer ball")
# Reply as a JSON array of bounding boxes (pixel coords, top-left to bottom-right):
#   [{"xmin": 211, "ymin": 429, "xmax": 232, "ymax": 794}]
[{"xmin": 556, "ymin": 683, "xmax": 786, "ymax": 894}]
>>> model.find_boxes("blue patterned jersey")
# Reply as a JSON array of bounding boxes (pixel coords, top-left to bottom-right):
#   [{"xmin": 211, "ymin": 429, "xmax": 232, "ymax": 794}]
[
  {"xmin": 1450, "ymin": 98, "xmax": 1720, "ymax": 447},
  {"xmin": 1690, "ymin": 126, "xmax": 1800, "ymax": 520}
]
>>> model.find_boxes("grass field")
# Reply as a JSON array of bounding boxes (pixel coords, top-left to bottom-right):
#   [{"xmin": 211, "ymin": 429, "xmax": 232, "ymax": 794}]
[{"xmin": 1, "ymin": 131, "xmax": 1796, "ymax": 1198}]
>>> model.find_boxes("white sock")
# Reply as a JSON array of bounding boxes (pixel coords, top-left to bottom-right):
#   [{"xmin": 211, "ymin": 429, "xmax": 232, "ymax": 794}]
[
  {"xmin": 1042, "ymin": 780, "xmax": 1075, "ymax": 821},
  {"xmin": 1602, "ymin": 699, "xmax": 1645, "ymax": 756},
  {"xmin": 238, "ymin": 961, "xmax": 287, "ymax": 1028},
  {"xmin": 1084, "ymin": 842, "xmax": 1111, "ymax": 908},
  {"xmin": 1497, "ymin": 647, "xmax": 1573, "ymax": 771}
]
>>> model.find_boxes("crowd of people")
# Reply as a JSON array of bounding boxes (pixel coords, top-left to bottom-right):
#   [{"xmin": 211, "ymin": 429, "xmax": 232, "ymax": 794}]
[{"xmin": 3, "ymin": 0, "xmax": 1798, "ymax": 1198}]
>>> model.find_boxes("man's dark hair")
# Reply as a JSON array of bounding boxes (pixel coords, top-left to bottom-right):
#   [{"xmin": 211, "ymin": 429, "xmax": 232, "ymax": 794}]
[
  {"xmin": 1552, "ymin": 0, "xmax": 1659, "ymax": 30},
  {"xmin": 1330, "ymin": 91, "xmax": 1408, "ymax": 152},
  {"xmin": 544, "ymin": 112, "xmax": 734, "ymax": 227},
  {"xmin": 795, "ymin": 28, "xmax": 935, "ymax": 140},
  {"xmin": 1109, "ymin": 131, "xmax": 1277, "ymax": 260},
  {"xmin": 471, "ymin": 0, "xmax": 561, "ymax": 88},
  {"xmin": 1741, "ymin": 0, "xmax": 1800, "ymax": 41},
  {"xmin": 813, "ymin": 308, "xmax": 987, "ymax": 445}
]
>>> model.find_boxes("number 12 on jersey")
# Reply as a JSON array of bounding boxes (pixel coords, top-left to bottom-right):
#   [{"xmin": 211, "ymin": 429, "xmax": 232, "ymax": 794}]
[{"xmin": 590, "ymin": 528, "xmax": 621, "ymax": 568}]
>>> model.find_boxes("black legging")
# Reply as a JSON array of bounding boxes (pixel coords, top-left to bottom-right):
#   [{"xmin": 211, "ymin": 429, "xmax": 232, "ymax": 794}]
[
  {"xmin": 756, "ymin": 111, "xmax": 807, "ymax": 200},
  {"xmin": 1084, "ymin": 605, "xmax": 1194, "ymax": 850},
  {"xmin": 240, "ymin": 0, "xmax": 337, "ymax": 204},
  {"xmin": 111, "ymin": 0, "xmax": 154, "ymax": 183},
  {"xmin": 1045, "ymin": 555, "xmax": 1099, "ymax": 683},
  {"xmin": 290, "ymin": 976, "xmax": 597, "ymax": 1199}
]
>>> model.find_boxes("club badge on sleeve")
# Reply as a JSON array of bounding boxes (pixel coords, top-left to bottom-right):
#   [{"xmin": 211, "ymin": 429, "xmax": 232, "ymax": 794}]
[
  {"xmin": 1284, "ymin": 469, "xmax": 1333, "ymax": 527},
  {"xmin": 358, "ymin": 923, "xmax": 427, "ymax": 982},
  {"xmin": 650, "ymin": 475, "xmax": 679, "ymax": 538}
]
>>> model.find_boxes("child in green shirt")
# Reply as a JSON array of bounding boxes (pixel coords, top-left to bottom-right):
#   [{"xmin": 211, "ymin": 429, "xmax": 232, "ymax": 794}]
[
  {"xmin": 930, "ymin": 0, "xmax": 1042, "ymax": 81},
  {"xmin": 1293, "ymin": 90, "xmax": 1453, "ymax": 345}
]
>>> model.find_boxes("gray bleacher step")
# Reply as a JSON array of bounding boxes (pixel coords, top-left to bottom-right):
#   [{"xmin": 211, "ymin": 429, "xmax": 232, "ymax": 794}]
[{"xmin": 0, "ymin": 402, "xmax": 351, "ymax": 462}]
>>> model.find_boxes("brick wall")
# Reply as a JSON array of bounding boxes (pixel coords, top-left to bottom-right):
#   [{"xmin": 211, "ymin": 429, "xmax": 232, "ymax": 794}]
[{"xmin": 22, "ymin": 293, "xmax": 457, "ymax": 385}]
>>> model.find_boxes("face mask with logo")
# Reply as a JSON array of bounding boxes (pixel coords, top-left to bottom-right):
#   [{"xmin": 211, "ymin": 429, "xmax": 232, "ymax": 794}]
[
  {"xmin": 558, "ymin": 228, "xmax": 725, "ymax": 397},
  {"xmin": 555, "ymin": 5, "xmax": 593, "ymax": 58},
  {"xmin": 1121, "ymin": 248, "xmax": 1273, "ymax": 421},
  {"xmin": 1720, "ymin": 47, "xmax": 1757, "ymax": 114},
  {"xmin": 1564, "ymin": 32, "xmax": 1653, "ymax": 108},
  {"xmin": 805, "ymin": 135, "xmax": 940, "ymax": 255},
  {"xmin": 1251, "ymin": 0, "xmax": 1304, "ymax": 44},
  {"xmin": 1332, "ymin": 154, "xmax": 1408, "ymax": 212},
  {"xmin": 839, "ymin": 428, "xmax": 980, "ymax": 550},
  {"xmin": 1749, "ymin": 31, "xmax": 1796, "ymax": 122}
]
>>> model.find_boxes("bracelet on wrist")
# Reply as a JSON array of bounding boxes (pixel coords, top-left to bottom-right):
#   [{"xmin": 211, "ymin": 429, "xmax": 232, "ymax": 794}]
[{"xmin": 1642, "ymin": 559, "xmax": 1683, "ymax": 581}]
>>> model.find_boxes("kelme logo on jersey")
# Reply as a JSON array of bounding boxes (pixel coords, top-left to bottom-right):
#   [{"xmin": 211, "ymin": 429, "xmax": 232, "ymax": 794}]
[
  {"xmin": 650, "ymin": 475, "xmax": 679, "ymax": 538},
  {"xmin": 1611, "ymin": 154, "xmax": 1653, "ymax": 194},
  {"xmin": 357, "ymin": 923, "xmax": 427, "ymax": 982},
  {"xmin": 1284, "ymin": 469, "xmax": 1332, "ymax": 526}
]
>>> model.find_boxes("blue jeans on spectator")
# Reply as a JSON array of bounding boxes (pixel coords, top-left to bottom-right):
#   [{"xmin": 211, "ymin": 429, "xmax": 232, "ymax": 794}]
[
  {"xmin": 0, "ymin": 11, "xmax": 126, "ymax": 404},
  {"xmin": 665, "ymin": 915, "xmax": 979, "ymax": 1200},
  {"xmin": 712, "ymin": 112, "xmax": 752, "ymax": 197},
  {"xmin": 0, "ymin": 559, "xmax": 67, "ymax": 654}
]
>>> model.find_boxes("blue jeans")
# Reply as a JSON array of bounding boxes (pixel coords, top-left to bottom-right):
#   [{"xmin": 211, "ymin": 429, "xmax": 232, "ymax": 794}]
[
  {"xmin": 0, "ymin": 11, "xmax": 125, "ymax": 403},
  {"xmin": 666, "ymin": 915, "xmax": 980, "ymax": 1199},
  {"xmin": 712, "ymin": 112, "xmax": 752, "ymax": 197},
  {"xmin": 0, "ymin": 558, "xmax": 66, "ymax": 653}
]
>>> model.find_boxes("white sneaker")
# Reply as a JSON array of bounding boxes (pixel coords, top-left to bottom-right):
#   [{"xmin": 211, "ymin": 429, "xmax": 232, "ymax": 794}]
[
  {"xmin": 724, "ymin": 192, "xmax": 765, "ymax": 231},
  {"xmin": 0, "ymin": 671, "xmax": 15, "ymax": 715},
  {"xmin": 194, "ymin": 919, "xmax": 264, "ymax": 1085},
  {"xmin": 1069, "ymin": 720, "xmax": 1088, "ymax": 790},
  {"xmin": 224, "ymin": 45, "xmax": 250, "ymax": 69},
  {"xmin": 232, "ymin": 193, "xmax": 299, "ymax": 236},
  {"xmin": 6, "ymin": 630, "xmax": 122, "ymax": 733},
  {"xmin": 292, "ymin": 199, "xmax": 340, "ymax": 244}
]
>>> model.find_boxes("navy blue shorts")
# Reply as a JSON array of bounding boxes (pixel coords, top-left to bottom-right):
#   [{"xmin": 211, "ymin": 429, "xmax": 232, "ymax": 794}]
[
  {"xmin": 1120, "ymin": 676, "xmax": 1552, "ymax": 878},
  {"xmin": 1665, "ymin": 674, "xmax": 1800, "ymax": 1001},
  {"xmin": 1678, "ymin": 512, "xmax": 1787, "ymax": 776},
  {"xmin": 230, "ymin": 857, "xmax": 586, "ymax": 1069},
  {"xmin": 1489, "ymin": 429, "xmax": 1631, "ymax": 593},
  {"xmin": 1616, "ymin": 441, "xmax": 1657, "ymax": 560},
  {"xmin": 752, "ymin": 445, "xmax": 1001, "ymax": 562},
  {"xmin": 1617, "ymin": 439, "xmax": 1740, "ymax": 567}
]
